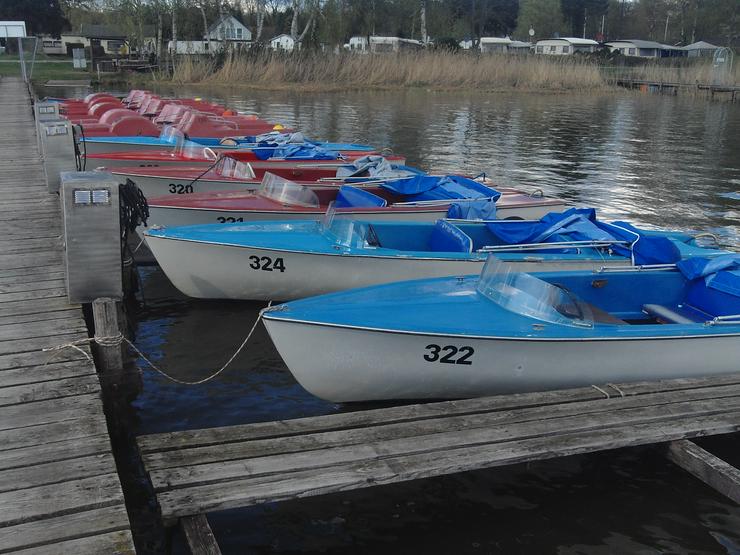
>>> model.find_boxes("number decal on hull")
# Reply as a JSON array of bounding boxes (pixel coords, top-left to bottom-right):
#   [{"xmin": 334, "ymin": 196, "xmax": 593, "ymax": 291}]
[
  {"xmin": 217, "ymin": 217, "xmax": 244, "ymax": 223},
  {"xmin": 168, "ymin": 183, "xmax": 194, "ymax": 194},
  {"xmin": 423, "ymin": 344, "xmax": 474, "ymax": 365},
  {"xmin": 248, "ymin": 255, "xmax": 286, "ymax": 272}
]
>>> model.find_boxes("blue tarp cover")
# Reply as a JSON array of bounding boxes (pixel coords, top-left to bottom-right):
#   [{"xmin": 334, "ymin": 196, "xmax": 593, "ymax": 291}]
[
  {"xmin": 677, "ymin": 254, "xmax": 740, "ymax": 297},
  {"xmin": 381, "ymin": 175, "xmax": 500, "ymax": 202},
  {"xmin": 447, "ymin": 199, "xmax": 498, "ymax": 220},
  {"xmin": 602, "ymin": 221, "xmax": 681, "ymax": 266},
  {"xmin": 485, "ymin": 208, "xmax": 611, "ymax": 244},
  {"xmin": 334, "ymin": 186, "xmax": 387, "ymax": 208},
  {"xmin": 253, "ymin": 144, "xmax": 340, "ymax": 161}
]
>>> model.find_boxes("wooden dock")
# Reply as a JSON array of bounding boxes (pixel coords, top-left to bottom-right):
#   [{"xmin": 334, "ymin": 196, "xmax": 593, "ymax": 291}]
[
  {"xmin": 138, "ymin": 373, "xmax": 740, "ymax": 551},
  {"xmin": 614, "ymin": 78, "xmax": 739, "ymax": 100},
  {"xmin": 0, "ymin": 77, "xmax": 135, "ymax": 553}
]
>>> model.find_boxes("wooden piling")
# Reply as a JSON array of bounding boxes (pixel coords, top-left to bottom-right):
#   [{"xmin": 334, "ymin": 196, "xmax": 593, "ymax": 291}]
[{"xmin": 92, "ymin": 297, "xmax": 123, "ymax": 373}]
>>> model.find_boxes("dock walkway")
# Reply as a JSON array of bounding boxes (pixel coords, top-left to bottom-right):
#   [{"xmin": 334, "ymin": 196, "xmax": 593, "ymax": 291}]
[
  {"xmin": 139, "ymin": 373, "xmax": 740, "ymax": 551},
  {"xmin": 0, "ymin": 77, "xmax": 135, "ymax": 553}
]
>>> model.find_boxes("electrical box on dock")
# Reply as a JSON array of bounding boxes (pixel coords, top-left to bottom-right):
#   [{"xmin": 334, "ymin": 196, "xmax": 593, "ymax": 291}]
[
  {"xmin": 40, "ymin": 119, "xmax": 78, "ymax": 194},
  {"xmin": 33, "ymin": 101, "xmax": 60, "ymax": 154},
  {"xmin": 61, "ymin": 171, "xmax": 122, "ymax": 303}
]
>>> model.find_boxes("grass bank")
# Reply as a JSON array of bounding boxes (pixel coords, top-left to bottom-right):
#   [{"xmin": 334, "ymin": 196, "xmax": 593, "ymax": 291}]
[
  {"xmin": 168, "ymin": 51, "xmax": 609, "ymax": 92},
  {"xmin": 165, "ymin": 51, "xmax": 737, "ymax": 93}
]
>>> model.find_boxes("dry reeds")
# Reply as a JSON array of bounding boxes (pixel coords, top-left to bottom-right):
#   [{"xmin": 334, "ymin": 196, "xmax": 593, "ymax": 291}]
[{"xmin": 168, "ymin": 50, "xmax": 609, "ymax": 92}]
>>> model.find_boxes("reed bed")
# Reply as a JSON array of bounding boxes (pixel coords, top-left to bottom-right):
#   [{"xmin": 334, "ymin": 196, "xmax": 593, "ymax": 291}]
[{"xmin": 169, "ymin": 51, "xmax": 609, "ymax": 92}]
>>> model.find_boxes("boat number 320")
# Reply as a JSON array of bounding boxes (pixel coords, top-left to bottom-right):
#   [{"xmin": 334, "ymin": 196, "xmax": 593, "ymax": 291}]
[
  {"xmin": 423, "ymin": 344, "xmax": 474, "ymax": 365},
  {"xmin": 168, "ymin": 183, "xmax": 194, "ymax": 194},
  {"xmin": 248, "ymin": 255, "xmax": 285, "ymax": 272}
]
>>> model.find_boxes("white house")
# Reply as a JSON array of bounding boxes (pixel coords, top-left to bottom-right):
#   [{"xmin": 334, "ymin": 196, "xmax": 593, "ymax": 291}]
[
  {"xmin": 480, "ymin": 37, "xmax": 511, "ymax": 53},
  {"xmin": 270, "ymin": 34, "xmax": 296, "ymax": 51},
  {"xmin": 345, "ymin": 36, "xmax": 423, "ymax": 53},
  {"xmin": 459, "ymin": 38, "xmax": 473, "ymax": 50},
  {"xmin": 535, "ymin": 37, "xmax": 598, "ymax": 55},
  {"xmin": 605, "ymin": 39, "xmax": 683, "ymax": 58},
  {"xmin": 347, "ymin": 36, "xmax": 368, "ymax": 52},
  {"xmin": 206, "ymin": 15, "xmax": 251, "ymax": 43},
  {"xmin": 683, "ymin": 40, "xmax": 720, "ymax": 58}
]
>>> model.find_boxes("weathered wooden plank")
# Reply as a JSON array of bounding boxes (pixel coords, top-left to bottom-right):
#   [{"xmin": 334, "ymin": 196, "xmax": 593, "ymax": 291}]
[
  {"xmin": 0, "ymin": 415, "xmax": 109, "ymax": 452},
  {"xmin": 0, "ymin": 504, "xmax": 131, "ymax": 553},
  {"xmin": 0, "ymin": 452, "xmax": 116, "ymax": 493},
  {"xmin": 0, "ymin": 278, "xmax": 66, "ymax": 294},
  {"xmin": 0, "ymin": 308, "xmax": 81, "ymax": 327},
  {"xmin": 0, "ymin": 472, "xmax": 125, "ymax": 527},
  {"xmin": 156, "ymin": 410, "xmax": 740, "ymax": 519},
  {"xmin": 666, "ymin": 440, "xmax": 740, "ymax": 504},
  {"xmin": 137, "ymin": 373, "xmax": 740, "ymax": 455},
  {"xmin": 0, "ymin": 286, "xmax": 67, "ymax": 303},
  {"xmin": 0, "ymin": 297, "xmax": 78, "ymax": 318},
  {"xmin": 0, "ymin": 393, "xmax": 103, "ymax": 431},
  {"xmin": 0, "ymin": 273, "xmax": 66, "ymax": 287},
  {"xmin": 0, "ymin": 331, "xmax": 91, "ymax": 356},
  {"xmin": 147, "ymin": 393, "xmax": 740, "ymax": 489},
  {"xmin": 0, "ymin": 374, "xmax": 100, "ymax": 407},
  {"xmin": 8, "ymin": 529, "xmax": 135, "ymax": 555},
  {"xmin": 141, "ymin": 381, "xmax": 740, "ymax": 470},
  {"xmin": 0, "ymin": 346, "xmax": 89, "ymax": 371},
  {"xmin": 181, "ymin": 514, "xmax": 222, "ymax": 555},
  {"xmin": 0, "ymin": 360, "xmax": 96, "ymax": 388},
  {"xmin": 0, "ymin": 318, "xmax": 87, "ymax": 341},
  {"xmin": 0, "ymin": 433, "xmax": 112, "ymax": 472}
]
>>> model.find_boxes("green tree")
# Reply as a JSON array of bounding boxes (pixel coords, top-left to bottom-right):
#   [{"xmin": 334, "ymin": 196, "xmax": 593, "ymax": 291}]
[
  {"xmin": 514, "ymin": 0, "xmax": 566, "ymax": 40},
  {"xmin": 0, "ymin": 0, "xmax": 70, "ymax": 36}
]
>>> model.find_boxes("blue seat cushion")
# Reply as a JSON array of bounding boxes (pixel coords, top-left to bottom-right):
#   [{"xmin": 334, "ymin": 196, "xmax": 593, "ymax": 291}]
[
  {"xmin": 334, "ymin": 186, "xmax": 387, "ymax": 208},
  {"xmin": 429, "ymin": 220, "xmax": 473, "ymax": 253}
]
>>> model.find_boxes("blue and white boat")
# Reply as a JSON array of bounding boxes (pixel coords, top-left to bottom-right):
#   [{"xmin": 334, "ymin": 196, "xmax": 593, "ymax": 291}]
[
  {"xmin": 82, "ymin": 128, "xmax": 378, "ymax": 155},
  {"xmin": 144, "ymin": 208, "xmax": 727, "ymax": 300},
  {"xmin": 262, "ymin": 255, "xmax": 740, "ymax": 402}
]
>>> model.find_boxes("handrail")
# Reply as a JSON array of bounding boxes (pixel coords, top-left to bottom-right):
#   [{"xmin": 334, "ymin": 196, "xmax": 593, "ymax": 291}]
[{"xmin": 477, "ymin": 240, "xmax": 630, "ymax": 253}]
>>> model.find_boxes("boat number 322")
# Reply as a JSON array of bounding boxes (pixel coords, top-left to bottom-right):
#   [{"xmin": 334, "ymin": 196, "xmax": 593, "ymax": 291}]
[
  {"xmin": 423, "ymin": 344, "xmax": 474, "ymax": 365},
  {"xmin": 249, "ymin": 255, "xmax": 285, "ymax": 272}
]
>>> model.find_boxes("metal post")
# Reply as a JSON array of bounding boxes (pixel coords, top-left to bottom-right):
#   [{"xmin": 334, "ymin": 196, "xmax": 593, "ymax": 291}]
[{"xmin": 17, "ymin": 37, "xmax": 27, "ymax": 83}]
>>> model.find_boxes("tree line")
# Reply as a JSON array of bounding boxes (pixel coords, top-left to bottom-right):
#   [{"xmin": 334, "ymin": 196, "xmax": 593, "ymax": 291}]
[{"xmin": 1, "ymin": 0, "xmax": 737, "ymax": 51}]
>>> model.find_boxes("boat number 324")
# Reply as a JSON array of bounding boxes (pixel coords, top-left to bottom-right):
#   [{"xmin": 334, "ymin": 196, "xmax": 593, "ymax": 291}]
[
  {"xmin": 423, "ymin": 344, "xmax": 474, "ymax": 365},
  {"xmin": 249, "ymin": 255, "xmax": 286, "ymax": 272}
]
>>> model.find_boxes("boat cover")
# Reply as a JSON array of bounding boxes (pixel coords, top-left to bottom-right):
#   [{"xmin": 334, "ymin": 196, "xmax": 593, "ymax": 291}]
[
  {"xmin": 486, "ymin": 208, "xmax": 610, "ymax": 244},
  {"xmin": 336, "ymin": 156, "xmax": 416, "ymax": 180},
  {"xmin": 252, "ymin": 144, "xmax": 340, "ymax": 161},
  {"xmin": 334, "ymin": 186, "xmax": 387, "ymax": 208},
  {"xmin": 677, "ymin": 254, "xmax": 740, "ymax": 296},
  {"xmin": 608, "ymin": 221, "xmax": 682, "ymax": 265},
  {"xmin": 446, "ymin": 199, "xmax": 498, "ymax": 220},
  {"xmin": 381, "ymin": 175, "xmax": 499, "ymax": 201}
]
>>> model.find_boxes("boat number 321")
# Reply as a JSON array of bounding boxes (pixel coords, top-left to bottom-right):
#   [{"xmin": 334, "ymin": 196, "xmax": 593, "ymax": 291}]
[
  {"xmin": 249, "ymin": 255, "xmax": 285, "ymax": 272},
  {"xmin": 423, "ymin": 344, "xmax": 474, "ymax": 365}
]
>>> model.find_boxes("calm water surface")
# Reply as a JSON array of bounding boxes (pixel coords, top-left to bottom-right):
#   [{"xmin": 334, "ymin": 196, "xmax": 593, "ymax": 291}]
[{"xmin": 62, "ymin": 87, "xmax": 740, "ymax": 553}]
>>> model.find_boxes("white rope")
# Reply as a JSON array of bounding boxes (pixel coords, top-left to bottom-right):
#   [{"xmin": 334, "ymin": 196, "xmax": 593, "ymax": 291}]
[
  {"xmin": 591, "ymin": 384, "xmax": 611, "ymax": 399},
  {"xmin": 41, "ymin": 301, "xmax": 272, "ymax": 385},
  {"xmin": 606, "ymin": 382, "xmax": 626, "ymax": 397}
]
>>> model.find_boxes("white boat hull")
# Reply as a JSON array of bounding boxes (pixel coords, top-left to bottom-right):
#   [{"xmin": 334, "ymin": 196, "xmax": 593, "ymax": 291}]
[
  {"xmin": 110, "ymin": 172, "xmax": 256, "ymax": 198},
  {"xmin": 144, "ymin": 236, "xmax": 626, "ymax": 300},
  {"xmin": 262, "ymin": 318, "xmax": 740, "ymax": 402}
]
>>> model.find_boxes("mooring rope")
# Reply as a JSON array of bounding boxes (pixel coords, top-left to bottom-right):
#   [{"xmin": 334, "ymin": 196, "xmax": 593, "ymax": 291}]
[
  {"xmin": 42, "ymin": 301, "xmax": 272, "ymax": 385},
  {"xmin": 591, "ymin": 384, "xmax": 611, "ymax": 399}
]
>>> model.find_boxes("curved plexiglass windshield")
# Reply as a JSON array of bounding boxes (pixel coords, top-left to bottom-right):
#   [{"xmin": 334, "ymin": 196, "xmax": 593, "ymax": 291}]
[
  {"xmin": 477, "ymin": 257, "xmax": 594, "ymax": 328},
  {"xmin": 160, "ymin": 126, "xmax": 186, "ymax": 146},
  {"xmin": 174, "ymin": 141, "xmax": 219, "ymax": 161},
  {"xmin": 216, "ymin": 156, "xmax": 257, "ymax": 180},
  {"xmin": 319, "ymin": 202, "xmax": 375, "ymax": 248},
  {"xmin": 257, "ymin": 173, "xmax": 320, "ymax": 208}
]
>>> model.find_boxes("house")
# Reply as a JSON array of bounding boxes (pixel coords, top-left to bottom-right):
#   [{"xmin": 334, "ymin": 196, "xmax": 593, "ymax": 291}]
[
  {"xmin": 270, "ymin": 34, "xmax": 296, "ymax": 51},
  {"xmin": 682, "ymin": 41, "xmax": 720, "ymax": 58},
  {"xmin": 480, "ymin": 37, "xmax": 511, "ymax": 53},
  {"xmin": 534, "ymin": 37, "xmax": 598, "ymax": 55},
  {"xmin": 41, "ymin": 37, "xmax": 65, "ymax": 55},
  {"xmin": 347, "ymin": 36, "xmax": 368, "ymax": 52},
  {"xmin": 206, "ymin": 15, "xmax": 251, "ymax": 43},
  {"xmin": 168, "ymin": 40, "xmax": 226, "ymax": 55},
  {"xmin": 509, "ymin": 40, "xmax": 532, "ymax": 54},
  {"xmin": 369, "ymin": 36, "xmax": 423, "ymax": 53},
  {"xmin": 60, "ymin": 25, "xmax": 156, "ymax": 57},
  {"xmin": 459, "ymin": 38, "xmax": 473, "ymax": 50},
  {"xmin": 605, "ymin": 39, "xmax": 685, "ymax": 58}
]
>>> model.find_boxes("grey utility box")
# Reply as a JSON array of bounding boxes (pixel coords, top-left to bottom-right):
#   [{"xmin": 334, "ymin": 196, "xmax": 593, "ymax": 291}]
[
  {"xmin": 61, "ymin": 171, "xmax": 122, "ymax": 303},
  {"xmin": 34, "ymin": 101, "xmax": 60, "ymax": 154},
  {"xmin": 40, "ymin": 119, "xmax": 78, "ymax": 193}
]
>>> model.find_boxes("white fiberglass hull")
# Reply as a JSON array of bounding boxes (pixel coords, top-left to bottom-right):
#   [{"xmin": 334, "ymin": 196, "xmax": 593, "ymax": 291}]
[
  {"xmin": 83, "ymin": 141, "xmax": 175, "ymax": 155},
  {"xmin": 262, "ymin": 319, "xmax": 740, "ymax": 402},
  {"xmin": 144, "ymin": 236, "xmax": 627, "ymax": 300},
  {"xmin": 110, "ymin": 173, "xmax": 256, "ymax": 198}
]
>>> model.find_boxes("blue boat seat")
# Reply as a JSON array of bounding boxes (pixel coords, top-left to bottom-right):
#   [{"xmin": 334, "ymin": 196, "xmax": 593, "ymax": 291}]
[
  {"xmin": 429, "ymin": 220, "xmax": 473, "ymax": 253},
  {"xmin": 642, "ymin": 304, "xmax": 710, "ymax": 324},
  {"xmin": 334, "ymin": 186, "xmax": 387, "ymax": 208}
]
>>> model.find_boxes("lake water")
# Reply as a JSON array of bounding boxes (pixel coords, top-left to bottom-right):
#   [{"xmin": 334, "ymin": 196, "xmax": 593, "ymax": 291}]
[{"xmin": 47, "ymin": 86, "xmax": 740, "ymax": 554}]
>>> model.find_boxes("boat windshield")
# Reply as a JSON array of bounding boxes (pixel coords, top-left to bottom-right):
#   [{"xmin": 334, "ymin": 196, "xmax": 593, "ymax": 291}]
[
  {"xmin": 476, "ymin": 257, "xmax": 594, "ymax": 328},
  {"xmin": 319, "ymin": 202, "xmax": 374, "ymax": 248},
  {"xmin": 174, "ymin": 141, "xmax": 218, "ymax": 161},
  {"xmin": 257, "ymin": 173, "xmax": 320, "ymax": 208},
  {"xmin": 160, "ymin": 126, "xmax": 186, "ymax": 146},
  {"xmin": 216, "ymin": 156, "xmax": 256, "ymax": 180}
]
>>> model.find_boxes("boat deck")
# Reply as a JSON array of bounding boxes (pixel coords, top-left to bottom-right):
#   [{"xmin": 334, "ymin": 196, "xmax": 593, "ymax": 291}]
[
  {"xmin": 0, "ymin": 77, "xmax": 135, "ymax": 553},
  {"xmin": 138, "ymin": 373, "xmax": 740, "ymax": 550}
]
